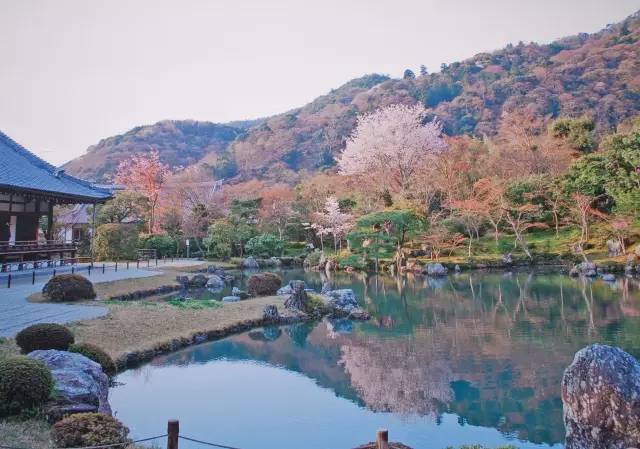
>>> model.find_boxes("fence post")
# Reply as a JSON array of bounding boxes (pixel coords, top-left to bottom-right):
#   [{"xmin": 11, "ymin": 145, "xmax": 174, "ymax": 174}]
[
  {"xmin": 167, "ymin": 419, "xmax": 179, "ymax": 449},
  {"xmin": 88, "ymin": 265, "xmax": 91, "ymax": 276},
  {"xmin": 155, "ymin": 257, "xmax": 158, "ymax": 267},
  {"xmin": 71, "ymin": 266, "xmax": 75, "ymax": 275},
  {"xmin": 53, "ymin": 269, "xmax": 56, "ymax": 277},
  {"xmin": 115, "ymin": 261, "xmax": 118, "ymax": 272},
  {"xmin": 376, "ymin": 429, "xmax": 389, "ymax": 449},
  {"xmin": 32, "ymin": 270, "xmax": 35, "ymax": 285},
  {"xmin": 126, "ymin": 261, "xmax": 129, "ymax": 270},
  {"xmin": 7, "ymin": 273, "xmax": 11, "ymax": 289},
  {"xmin": 147, "ymin": 259, "xmax": 150, "ymax": 268},
  {"xmin": 102, "ymin": 264, "xmax": 105, "ymax": 274},
  {"xmin": 137, "ymin": 260, "xmax": 140, "ymax": 269}
]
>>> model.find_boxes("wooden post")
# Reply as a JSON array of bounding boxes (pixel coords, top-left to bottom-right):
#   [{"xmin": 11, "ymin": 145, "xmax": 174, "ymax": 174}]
[
  {"xmin": 376, "ymin": 429, "xmax": 389, "ymax": 449},
  {"xmin": 167, "ymin": 419, "xmax": 179, "ymax": 449}
]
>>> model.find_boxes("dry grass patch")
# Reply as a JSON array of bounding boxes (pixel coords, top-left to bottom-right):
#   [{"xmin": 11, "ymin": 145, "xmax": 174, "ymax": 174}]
[
  {"xmin": 0, "ymin": 337, "xmax": 20, "ymax": 358},
  {"xmin": 0, "ymin": 417, "xmax": 53, "ymax": 449},
  {"xmin": 70, "ymin": 296, "xmax": 286, "ymax": 362}
]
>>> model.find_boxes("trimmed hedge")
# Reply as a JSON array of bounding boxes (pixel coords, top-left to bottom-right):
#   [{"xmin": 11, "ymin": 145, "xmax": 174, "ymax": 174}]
[
  {"xmin": 69, "ymin": 343, "xmax": 117, "ymax": 377},
  {"xmin": 246, "ymin": 272, "xmax": 282, "ymax": 296},
  {"xmin": 52, "ymin": 413, "xmax": 129, "ymax": 448},
  {"xmin": 42, "ymin": 274, "xmax": 96, "ymax": 302},
  {"xmin": 0, "ymin": 356, "xmax": 53, "ymax": 416},
  {"xmin": 16, "ymin": 323, "xmax": 75, "ymax": 353},
  {"xmin": 94, "ymin": 223, "xmax": 139, "ymax": 261}
]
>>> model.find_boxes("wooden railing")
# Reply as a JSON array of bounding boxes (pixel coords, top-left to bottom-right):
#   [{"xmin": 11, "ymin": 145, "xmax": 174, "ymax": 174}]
[{"xmin": 0, "ymin": 240, "xmax": 77, "ymax": 254}]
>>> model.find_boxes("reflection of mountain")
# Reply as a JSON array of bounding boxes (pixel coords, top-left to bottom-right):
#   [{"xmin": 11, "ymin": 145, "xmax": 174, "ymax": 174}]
[{"xmin": 153, "ymin": 272, "xmax": 640, "ymax": 446}]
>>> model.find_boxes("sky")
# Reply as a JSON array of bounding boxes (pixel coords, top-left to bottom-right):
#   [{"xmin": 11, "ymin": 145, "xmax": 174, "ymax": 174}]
[{"xmin": 1, "ymin": 0, "xmax": 639, "ymax": 165}]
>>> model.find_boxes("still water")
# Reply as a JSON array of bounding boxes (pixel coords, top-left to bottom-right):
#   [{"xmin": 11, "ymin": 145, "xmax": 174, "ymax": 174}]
[{"xmin": 110, "ymin": 269, "xmax": 640, "ymax": 449}]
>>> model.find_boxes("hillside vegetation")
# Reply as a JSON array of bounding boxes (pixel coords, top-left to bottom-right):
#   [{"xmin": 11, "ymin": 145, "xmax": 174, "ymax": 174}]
[{"xmin": 64, "ymin": 11, "xmax": 640, "ymax": 184}]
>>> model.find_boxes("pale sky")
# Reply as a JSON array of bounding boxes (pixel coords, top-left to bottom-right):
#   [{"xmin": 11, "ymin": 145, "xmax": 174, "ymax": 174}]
[{"xmin": 1, "ymin": 0, "xmax": 639, "ymax": 165}]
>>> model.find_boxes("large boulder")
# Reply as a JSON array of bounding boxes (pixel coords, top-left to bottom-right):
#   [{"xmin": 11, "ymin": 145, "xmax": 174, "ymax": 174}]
[
  {"xmin": 242, "ymin": 256, "xmax": 259, "ymax": 269},
  {"xmin": 561, "ymin": 344, "xmax": 640, "ymax": 449},
  {"xmin": 189, "ymin": 274, "xmax": 208, "ymax": 288},
  {"xmin": 206, "ymin": 274, "xmax": 225, "ymax": 289},
  {"xmin": 324, "ymin": 289, "xmax": 359, "ymax": 312},
  {"xmin": 284, "ymin": 280, "xmax": 309, "ymax": 311},
  {"xmin": 424, "ymin": 263, "xmax": 448, "ymax": 276},
  {"xmin": 247, "ymin": 272, "xmax": 282, "ymax": 296},
  {"xmin": 28, "ymin": 350, "xmax": 111, "ymax": 422},
  {"xmin": 231, "ymin": 287, "xmax": 250, "ymax": 300},
  {"xmin": 575, "ymin": 261, "xmax": 597, "ymax": 277},
  {"xmin": 263, "ymin": 304, "xmax": 279, "ymax": 321}
]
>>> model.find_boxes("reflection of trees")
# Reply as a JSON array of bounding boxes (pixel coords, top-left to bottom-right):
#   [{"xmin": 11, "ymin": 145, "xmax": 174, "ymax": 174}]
[{"xmin": 340, "ymin": 335, "xmax": 452, "ymax": 416}]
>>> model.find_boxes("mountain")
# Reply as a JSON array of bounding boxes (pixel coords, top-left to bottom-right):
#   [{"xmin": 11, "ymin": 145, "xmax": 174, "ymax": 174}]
[
  {"xmin": 65, "ymin": 11, "xmax": 640, "ymax": 183},
  {"xmin": 63, "ymin": 120, "xmax": 244, "ymax": 181}
]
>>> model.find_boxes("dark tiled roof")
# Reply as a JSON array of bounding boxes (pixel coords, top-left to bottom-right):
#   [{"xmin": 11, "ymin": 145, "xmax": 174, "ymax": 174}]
[{"xmin": 0, "ymin": 130, "xmax": 111, "ymax": 202}]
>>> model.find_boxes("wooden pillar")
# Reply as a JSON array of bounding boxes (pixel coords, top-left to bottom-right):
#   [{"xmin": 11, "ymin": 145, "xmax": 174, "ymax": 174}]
[
  {"xmin": 90, "ymin": 202, "xmax": 97, "ymax": 260},
  {"xmin": 167, "ymin": 420, "xmax": 179, "ymax": 449},
  {"xmin": 376, "ymin": 429, "xmax": 389, "ymax": 449},
  {"xmin": 46, "ymin": 201, "xmax": 54, "ymax": 241}
]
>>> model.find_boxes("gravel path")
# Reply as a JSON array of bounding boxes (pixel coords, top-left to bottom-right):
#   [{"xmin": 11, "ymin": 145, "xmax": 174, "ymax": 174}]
[{"xmin": 0, "ymin": 259, "xmax": 199, "ymax": 337}]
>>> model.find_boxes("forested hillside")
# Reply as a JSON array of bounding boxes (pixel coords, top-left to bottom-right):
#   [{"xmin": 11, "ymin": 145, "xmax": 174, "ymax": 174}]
[
  {"xmin": 65, "ymin": 11, "xmax": 640, "ymax": 183},
  {"xmin": 63, "ymin": 120, "xmax": 244, "ymax": 181}
]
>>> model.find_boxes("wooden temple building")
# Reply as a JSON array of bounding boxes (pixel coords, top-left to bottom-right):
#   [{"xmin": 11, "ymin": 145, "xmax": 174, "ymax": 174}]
[{"xmin": 0, "ymin": 131, "xmax": 111, "ymax": 268}]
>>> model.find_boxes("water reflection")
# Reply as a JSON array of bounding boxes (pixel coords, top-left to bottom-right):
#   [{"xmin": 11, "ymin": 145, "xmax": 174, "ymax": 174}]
[{"xmin": 112, "ymin": 270, "xmax": 640, "ymax": 448}]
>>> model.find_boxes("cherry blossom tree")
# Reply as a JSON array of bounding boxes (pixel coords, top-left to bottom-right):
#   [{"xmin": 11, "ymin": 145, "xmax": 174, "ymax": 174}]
[
  {"xmin": 337, "ymin": 104, "xmax": 447, "ymax": 194},
  {"xmin": 114, "ymin": 150, "xmax": 170, "ymax": 233},
  {"xmin": 312, "ymin": 196, "xmax": 354, "ymax": 251}
]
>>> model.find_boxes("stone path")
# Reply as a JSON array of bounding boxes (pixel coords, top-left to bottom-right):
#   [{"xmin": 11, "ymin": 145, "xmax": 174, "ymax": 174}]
[{"xmin": 0, "ymin": 259, "xmax": 200, "ymax": 337}]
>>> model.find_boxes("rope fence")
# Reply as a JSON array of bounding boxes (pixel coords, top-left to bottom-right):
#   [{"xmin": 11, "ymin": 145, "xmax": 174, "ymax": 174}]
[{"xmin": 0, "ymin": 420, "xmax": 392, "ymax": 449}]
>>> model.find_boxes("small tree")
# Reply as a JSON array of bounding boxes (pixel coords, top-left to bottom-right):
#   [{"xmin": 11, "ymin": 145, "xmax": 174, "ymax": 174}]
[
  {"xmin": 312, "ymin": 197, "xmax": 354, "ymax": 252},
  {"xmin": 245, "ymin": 234, "xmax": 284, "ymax": 258},
  {"xmin": 114, "ymin": 150, "xmax": 170, "ymax": 233},
  {"xmin": 93, "ymin": 223, "xmax": 139, "ymax": 261}
]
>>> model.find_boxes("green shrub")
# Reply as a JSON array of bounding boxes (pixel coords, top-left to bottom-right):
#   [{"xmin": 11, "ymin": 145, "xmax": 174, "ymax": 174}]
[
  {"xmin": 304, "ymin": 250, "xmax": 322, "ymax": 267},
  {"xmin": 247, "ymin": 272, "xmax": 282, "ymax": 296},
  {"xmin": 51, "ymin": 413, "xmax": 129, "ymax": 448},
  {"xmin": 69, "ymin": 343, "xmax": 116, "ymax": 377},
  {"xmin": 338, "ymin": 254, "xmax": 367, "ymax": 270},
  {"xmin": 94, "ymin": 223, "xmax": 139, "ymax": 261},
  {"xmin": 0, "ymin": 356, "xmax": 53, "ymax": 416},
  {"xmin": 245, "ymin": 234, "xmax": 284, "ymax": 258},
  {"xmin": 140, "ymin": 234, "xmax": 177, "ymax": 257},
  {"xmin": 42, "ymin": 274, "xmax": 96, "ymax": 302},
  {"xmin": 16, "ymin": 323, "xmax": 74, "ymax": 353}
]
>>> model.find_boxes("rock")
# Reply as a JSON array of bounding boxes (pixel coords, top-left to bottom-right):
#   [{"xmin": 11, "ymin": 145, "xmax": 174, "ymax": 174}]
[
  {"xmin": 284, "ymin": 280, "xmax": 309, "ymax": 311},
  {"xmin": 454, "ymin": 264, "xmax": 461, "ymax": 273},
  {"xmin": 569, "ymin": 266, "xmax": 580, "ymax": 277},
  {"xmin": 223, "ymin": 274, "xmax": 235, "ymax": 284},
  {"xmin": 222, "ymin": 296, "xmax": 241, "ymax": 302},
  {"xmin": 584, "ymin": 269, "xmax": 597, "ymax": 277},
  {"xmin": 576, "ymin": 261, "xmax": 597, "ymax": 275},
  {"xmin": 247, "ymin": 272, "xmax": 282, "ymax": 295},
  {"xmin": 241, "ymin": 256, "xmax": 259, "ymax": 269},
  {"xmin": 28, "ymin": 350, "xmax": 111, "ymax": 422},
  {"xmin": 206, "ymin": 274, "xmax": 225, "ymax": 289},
  {"xmin": 324, "ymin": 289, "xmax": 359, "ymax": 312},
  {"xmin": 562, "ymin": 344, "xmax": 640, "ymax": 449},
  {"xmin": 348, "ymin": 309, "xmax": 370, "ymax": 321},
  {"xmin": 607, "ymin": 239, "xmax": 623, "ymax": 257},
  {"xmin": 277, "ymin": 280, "xmax": 306, "ymax": 296},
  {"xmin": 207, "ymin": 265, "xmax": 226, "ymax": 276},
  {"xmin": 269, "ymin": 257, "xmax": 282, "ymax": 266},
  {"xmin": 424, "ymin": 263, "xmax": 448, "ymax": 276},
  {"xmin": 189, "ymin": 274, "xmax": 208, "ymax": 288},
  {"xmin": 325, "ymin": 260, "xmax": 338, "ymax": 272},
  {"xmin": 501, "ymin": 253, "xmax": 513, "ymax": 264},
  {"xmin": 231, "ymin": 287, "xmax": 250, "ymax": 300},
  {"xmin": 321, "ymin": 281, "xmax": 332, "ymax": 294},
  {"xmin": 602, "ymin": 273, "xmax": 616, "ymax": 282},
  {"xmin": 263, "ymin": 304, "xmax": 279, "ymax": 320}
]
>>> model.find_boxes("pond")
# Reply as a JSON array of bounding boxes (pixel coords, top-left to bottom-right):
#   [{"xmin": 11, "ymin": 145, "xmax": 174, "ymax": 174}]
[{"xmin": 110, "ymin": 269, "xmax": 640, "ymax": 449}]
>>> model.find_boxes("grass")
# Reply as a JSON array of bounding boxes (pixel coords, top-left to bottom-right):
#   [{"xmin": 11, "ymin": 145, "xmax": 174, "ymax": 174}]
[
  {"xmin": 69, "ymin": 296, "xmax": 286, "ymax": 362},
  {"xmin": 166, "ymin": 299, "xmax": 222, "ymax": 310},
  {"xmin": 0, "ymin": 417, "xmax": 53, "ymax": 449}
]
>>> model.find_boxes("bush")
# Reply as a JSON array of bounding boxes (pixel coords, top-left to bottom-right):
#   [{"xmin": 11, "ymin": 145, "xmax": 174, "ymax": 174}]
[
  {"xmin": 42, "ymin": 274, "xmax": 96, "ymax": 302},
  {"xmin": 16, "ymin": 323, "xmax": 75, "ymax": 353},
  {"xmin": 69, "ymin": 343, "xmax": 116, "ymax": 377},
  {"xmin": 304, "ymin": 250, "xmax": 322, "ymax": 267},
  {"xmin": 140, "ymin": 234, "xmax": 177, "ymax": 258},
  {"xmin": 94, "ymin": 223, "xmax": 139, "ymax": 261},
  {"xmin": 52, "ymin": 413, "xmax": 129, "ymax": 448},
  {"xmin": 0, "ymin": 356, "xmax": 53, "ymax": 416},
  {"xmin": 247, "ymin": 272, "xmax": 282, "ymax": 296},
  {"xmin": 338, "ymin": 254, "xmax": 367, "ymax": 270},
  {"xmin": 244, "ymin": 234, "xmax": 283, "ymax": 258}
]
